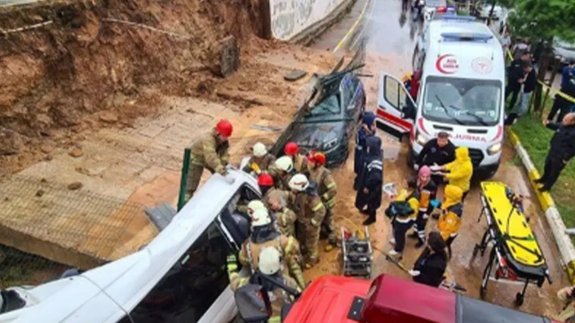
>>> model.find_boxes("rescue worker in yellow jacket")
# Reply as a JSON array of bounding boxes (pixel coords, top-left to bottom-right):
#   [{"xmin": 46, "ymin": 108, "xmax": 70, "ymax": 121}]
[
  {"xmin": 305, "ymin": 151, "xmax": 338, "ymax": 251},
  {"xmin": 284, "ymin": 142, "xmax": 307, "ymax": 173},
  {"xmin": 288, "ymin": 173, "xmax": 326, "ymax": 268},
  {"xmin": 242, "ymin": 142, "xmax": 276, "ymax": 176},
  {"xmin": 437, "ymin": 147, "xmax": 473, "ymax": 201},
  {"xmin": 227, "ymin": 247, "xmax": 300, "ymax": 323},
  {"xmin": 437, "ymin": 184, "xmax": 464, "ymax": 258},
  {"xmin": 268, "ymin": 156, "xmax": 294, "ymax": 191},
  {"xmin": 388, "ymin": 179, "xmax": 420, "ymax": 261},
  {"xmin": 185, "ymin": 119, "xmax": 232, "ymax": 201},
  {"xmin": 238, "ymin": 208, "xmax": 306, "ymax": 289}
]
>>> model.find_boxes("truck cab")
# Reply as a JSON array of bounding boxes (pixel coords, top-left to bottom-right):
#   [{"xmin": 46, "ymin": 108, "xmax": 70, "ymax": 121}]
[
  {"xmin": 283, "ymin": 274, "xmax": 556, "ymax": 323},
  {"xmin": 0, "ymin": 170, "xmax": 259, "ymax": 323},
  {"xmin": 377, "ymin": 16, "xmax": 506, "ymax": 177}
]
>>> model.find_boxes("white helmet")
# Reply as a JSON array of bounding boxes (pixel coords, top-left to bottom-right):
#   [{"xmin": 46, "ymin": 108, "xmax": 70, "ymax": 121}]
[
  {"xmin": 252, "ymin": 142, "xmax": 267, "ymax": 158},
  {"xmin": 288, "ymin": 173, "xmax": 309, "ymax": 192},
  {"xmin": 258, "ymin": 246, "xmax": 282, "ymax": 275},
  {"xmin": 247, "ymin": 200, "xmax": 266, "ymax": 215},
  {"xmin": 251, "ymin": 208, "xmax": 271, "ymax": 227},
  {"xmin": 274, "ymin": 156, "xmax": 293, "ymax": 173}
]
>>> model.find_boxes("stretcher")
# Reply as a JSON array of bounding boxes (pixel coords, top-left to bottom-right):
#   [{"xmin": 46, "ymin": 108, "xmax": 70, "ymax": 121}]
[{"xmin": 473, "ymin": 181, "xmax": 551, "ymax": 307}]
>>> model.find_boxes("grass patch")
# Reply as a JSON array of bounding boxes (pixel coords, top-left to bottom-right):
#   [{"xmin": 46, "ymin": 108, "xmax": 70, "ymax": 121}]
[{"xmin": 513, "ymin": 113, "xmax": 575, "ymax": 243}]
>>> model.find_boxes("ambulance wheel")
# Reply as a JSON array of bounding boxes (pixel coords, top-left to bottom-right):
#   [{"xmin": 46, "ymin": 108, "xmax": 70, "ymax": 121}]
[{"xmin": 514, "ymin": 293, "xmax": 524, "ymax": 307}]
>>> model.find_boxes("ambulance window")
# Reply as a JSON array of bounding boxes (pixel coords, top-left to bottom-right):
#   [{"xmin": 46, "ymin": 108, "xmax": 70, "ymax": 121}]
[
  {"xmin": 127, "ymin": 221, "xmax": 233, "ymax": 323},
  {"xmin": 384, "ymin": 76, "xmax": 412, "ymax": 111}
]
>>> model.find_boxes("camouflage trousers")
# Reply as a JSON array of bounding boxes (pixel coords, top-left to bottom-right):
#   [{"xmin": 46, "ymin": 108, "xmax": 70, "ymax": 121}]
[
  {"xmin": 296, "ymin": 219, "xmax": 321, "ymax": 265},
  {"xmin": 185, "ymin": 163, "xmax": 205, "ymax": 201},
  {"xmin": 321, "ymin": 207, "xmax": 337, "ymax": 243}
]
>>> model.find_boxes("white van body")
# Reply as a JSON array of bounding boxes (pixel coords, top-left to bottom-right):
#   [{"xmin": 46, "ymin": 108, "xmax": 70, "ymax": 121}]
[
  {"xmin": 377, "ymin": 15, "xmax": 506, "ymax": 176},
  {"xmin": 0, "ymin": 170, "xmax": 259, "ymax": 323}
]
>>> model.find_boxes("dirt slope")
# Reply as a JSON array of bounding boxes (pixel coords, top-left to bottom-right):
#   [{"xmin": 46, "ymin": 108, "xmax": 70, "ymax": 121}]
[{"xmin": 0, "ymin": 0, "xmax": 270, "ymax": 175}]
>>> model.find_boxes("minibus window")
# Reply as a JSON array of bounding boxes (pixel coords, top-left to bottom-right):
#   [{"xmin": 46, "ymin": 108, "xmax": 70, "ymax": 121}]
[{"xmin": 422, "ymin": 76, "xmax": 501, "ymax": 126}]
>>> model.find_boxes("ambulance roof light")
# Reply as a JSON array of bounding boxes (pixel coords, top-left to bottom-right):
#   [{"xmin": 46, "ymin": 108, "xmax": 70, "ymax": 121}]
[
  {"xmin": 435, "ymin": 15, "xmax": 476, "ymax": 22},
  {"xmin": 440, "ymin": 32, "xmax": 493, "ymax": 42}
]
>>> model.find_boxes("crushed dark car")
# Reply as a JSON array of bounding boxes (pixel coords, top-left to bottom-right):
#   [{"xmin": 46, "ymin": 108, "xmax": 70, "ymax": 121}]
[{"xmin": 284, "ymin": 66, "xmax": 366, "ymax": 167}]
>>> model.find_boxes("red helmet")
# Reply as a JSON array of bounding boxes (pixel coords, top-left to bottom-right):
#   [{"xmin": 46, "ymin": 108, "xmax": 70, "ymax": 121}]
[
  {"xmin": 258, "ymin": 173, "xmax": 274, "ymax": 187},
  {"xmin": 215, "ymin": 119, "xmax": 233, "ymax": 138},
  {"xmin": 307, "ymin": 151, "xmax": 326, "ymax": 166},
  {"xmin": 284, "ymin": 142, "xmax": 299, "ymax": 156}
]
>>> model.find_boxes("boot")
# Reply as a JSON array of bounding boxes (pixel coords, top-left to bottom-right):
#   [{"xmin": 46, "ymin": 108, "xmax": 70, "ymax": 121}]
[
  {"xmin": 324, "ymin": 238, "xmax": 338, "ymax": 252},
  {"xmin": 415, "ymin": 239, "xmax": 425, "ymax": 248},
  {"xmin": 408, "ymin": 231, "xmax": 419, "ymax": 240},
  {"xmin": 363, "ymin": 215, "xmax": 376, "ymax": 225}
]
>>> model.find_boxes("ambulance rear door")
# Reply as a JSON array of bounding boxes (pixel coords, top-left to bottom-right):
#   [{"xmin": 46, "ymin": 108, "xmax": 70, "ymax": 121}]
[{"xmin": 375, "ymin": 73, "xmax": 416, "ymax": 141}]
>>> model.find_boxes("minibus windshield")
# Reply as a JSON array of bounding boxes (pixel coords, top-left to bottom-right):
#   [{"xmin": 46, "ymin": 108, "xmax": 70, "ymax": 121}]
[{"xmin": 422, "ymin": 76, "xmax": 502, "ymax": 126}]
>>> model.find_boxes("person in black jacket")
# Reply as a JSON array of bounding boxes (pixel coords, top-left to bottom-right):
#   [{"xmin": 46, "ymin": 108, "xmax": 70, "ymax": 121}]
[
  {"xmin": 548, "ymin": 61, "xmax": 575, "ymax": 123},
  {"xmin": 506, "ymin": 61, "xmax": 538, "ymax": 125},
  {"xmin": 415, "ymin": 132, "xmax": 455, "ymax": 185},
  {"xmin": 535, "ymin": 113, "xmax": 575, "ymax": 192},
  {"xmin": 354, "ymin": 112, "xmax": 377, "ymax": 190},
  {"xmin": 506, "ymin": 52, "xmax": 530, "ymax": 111},
  {"xmin": 355, "ymin": 136, "xmax": 383, "ymax": 226},
  {"xmin": 409, "ymin": 231, "xmax": 448, "ymax": 287}
]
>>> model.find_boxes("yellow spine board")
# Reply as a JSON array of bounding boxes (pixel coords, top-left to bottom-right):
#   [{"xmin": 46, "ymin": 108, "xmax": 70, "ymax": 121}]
[{"xmin": 480, "ymin": 181, "xmax": 545, "ymax": 267}]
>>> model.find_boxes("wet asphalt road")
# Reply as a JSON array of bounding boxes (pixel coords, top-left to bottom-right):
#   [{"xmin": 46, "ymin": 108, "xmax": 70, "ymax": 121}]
[{"xmin": 307, "ymin": 0, "xmax": 568, "ymax": 318}]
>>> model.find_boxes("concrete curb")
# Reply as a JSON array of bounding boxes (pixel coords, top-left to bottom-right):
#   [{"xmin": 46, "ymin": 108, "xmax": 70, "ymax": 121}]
[
  {"xmin": 288, "ymin": 0, "xmax": 357, "ymax": 46},
  {"xmin": 509, "ymin": 129, "xmax": 575, "ymax": 284}
]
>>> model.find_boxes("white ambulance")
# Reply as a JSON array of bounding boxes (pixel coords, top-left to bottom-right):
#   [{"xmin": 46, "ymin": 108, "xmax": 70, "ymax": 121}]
[{"xmin": 377, "ymin": 15, "xmax": 506, "ymax": 177}]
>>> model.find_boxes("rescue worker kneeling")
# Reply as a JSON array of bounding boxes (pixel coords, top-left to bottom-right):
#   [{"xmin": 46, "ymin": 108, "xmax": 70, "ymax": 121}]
[
  {"xmin": 288, "ymin": 173, "xmax": 326, "ymax": 269},
  {"xmin": 266, "ymin": 189, "xmax": 297, "ymax": 237},
  {"xmin": 437, "ymin": 185, "xmax": 464, "ymax": 258},
  {"xmin": 238, "ymin": 208, "xmax": 305, "ymax": 289},
  {"xmin": 305, "ymin": 151, "xmax": 338, "ymax": 251},
  {"xmin": 227, "ymin": 247, "xmax": 301, "ymax": 323},
  {"xmin": 409, "ymin": 231, "xmax": 448, "ymax": 288}
]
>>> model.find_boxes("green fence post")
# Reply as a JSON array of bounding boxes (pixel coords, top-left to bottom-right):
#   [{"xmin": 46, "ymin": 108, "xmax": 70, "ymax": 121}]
[{"xmin": 177, "ymin": 148, "xmax": 191, "ymax": 211}]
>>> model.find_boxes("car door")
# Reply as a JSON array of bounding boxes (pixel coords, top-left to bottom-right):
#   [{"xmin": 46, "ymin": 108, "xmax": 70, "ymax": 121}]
[{"xmin": 376, "ymin": 73, "xmax": 416, "ymax": 140}]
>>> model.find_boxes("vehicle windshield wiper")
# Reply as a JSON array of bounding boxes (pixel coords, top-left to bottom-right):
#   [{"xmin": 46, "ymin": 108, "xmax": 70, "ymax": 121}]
[
  {"xmin": 449, "ymin": 104, "xmax": 489, "ymax": 126},
  {"xmin": 434, "ymin": 95, "xmax": 464, "ymax": 125}
]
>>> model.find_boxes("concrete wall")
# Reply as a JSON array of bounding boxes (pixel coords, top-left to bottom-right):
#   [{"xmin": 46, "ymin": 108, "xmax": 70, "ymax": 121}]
[{"xmin": 269, "ymin": 0, "xmax": 347, "ymax": 41}]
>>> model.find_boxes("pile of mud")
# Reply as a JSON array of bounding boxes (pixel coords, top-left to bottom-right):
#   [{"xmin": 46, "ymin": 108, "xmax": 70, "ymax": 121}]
[{"xmin": 0, "ymin": 0, "xmax": 271, "ymax": 174}]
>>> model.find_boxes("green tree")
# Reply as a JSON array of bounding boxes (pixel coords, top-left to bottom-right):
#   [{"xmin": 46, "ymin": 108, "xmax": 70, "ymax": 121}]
[{"xmin": 504, "ymin": 0, "xmax": 575, "ymax": 42}]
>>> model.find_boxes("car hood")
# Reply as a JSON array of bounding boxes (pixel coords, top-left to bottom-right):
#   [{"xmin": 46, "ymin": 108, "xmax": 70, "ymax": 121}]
[{"xmin": 554, "ymin": 45, "xmax": 575, "ymax": 60}]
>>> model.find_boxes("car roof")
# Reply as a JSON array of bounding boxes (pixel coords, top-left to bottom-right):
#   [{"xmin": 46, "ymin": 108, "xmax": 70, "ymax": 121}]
[{"xmin": 0, "ymin": 170, "xmax": 257, "ymax": 322}]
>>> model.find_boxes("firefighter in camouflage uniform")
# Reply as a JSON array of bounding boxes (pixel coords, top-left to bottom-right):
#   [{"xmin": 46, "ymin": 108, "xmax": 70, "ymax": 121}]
[
  {"xmin": 305, "ymin": 151, "xmax": 338, "ymax": 251},
  {"xmin": 185, "ymin": 119, "xmax": 232, "ymax": 201},
  {"xmin": 238, "ymin": 208, "xmax": 306, "ymax": 289},
  {"xmin": 288, "ymin": 173, "xmax": 326, "ymax": 269}
]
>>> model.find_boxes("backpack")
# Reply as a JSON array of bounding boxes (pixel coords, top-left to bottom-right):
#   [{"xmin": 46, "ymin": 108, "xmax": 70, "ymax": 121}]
[{"xmin": 384, "ymin": 200, "xmax": 414, "ymax": 219}]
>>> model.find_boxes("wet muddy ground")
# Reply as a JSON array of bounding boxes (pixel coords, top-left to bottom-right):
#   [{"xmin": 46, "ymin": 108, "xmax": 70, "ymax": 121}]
[{"xmin": 306, "ymin": 0, "xmax": 568, "ymax": 317}]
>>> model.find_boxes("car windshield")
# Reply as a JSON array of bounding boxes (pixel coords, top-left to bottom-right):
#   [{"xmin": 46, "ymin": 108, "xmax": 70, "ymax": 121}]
[
  {"xmin": 422, "ymin": 76, "xmax": 502, "ymax": 126},
  {"xmin": 307, "ymin": 94, "xmax": 341, "ymax": 116}
]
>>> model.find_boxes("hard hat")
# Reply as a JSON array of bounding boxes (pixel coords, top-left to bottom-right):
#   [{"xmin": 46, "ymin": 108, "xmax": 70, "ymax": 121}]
[
  {"xmin": 307, "ymin": 151, "xmax": 326, "ymax": 166},
  {"xmin": 288, "ymin": 173, "xmax": 309, "ymax": 192},
  {"xmin": 252, "ymin": 142, "xmax": 267, "ymax": 158},
  {"xmin": 215, "ymin": 119, "xmax": 233, "ymax": 138},
  {"xmin": 274, "ymin": 156, "xmax": 293, "ymax": 173},
  {"xmin": 284, "ymin": 142, "xmax": 300, "ymax": 156},
  {"xmin": 247, "ymin": 200, "xmax": 266, "ymax": 214},
  {"xmin": 258, "ymin": 246, "xmax": 282, "ymax": 275},
  {"xmin": 251, "ymin": 208, "xmax": 271, "ymax": 227},
  {"xmin": 257, "ymin": 173, "xmax": 274, "ymax": 187}
]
